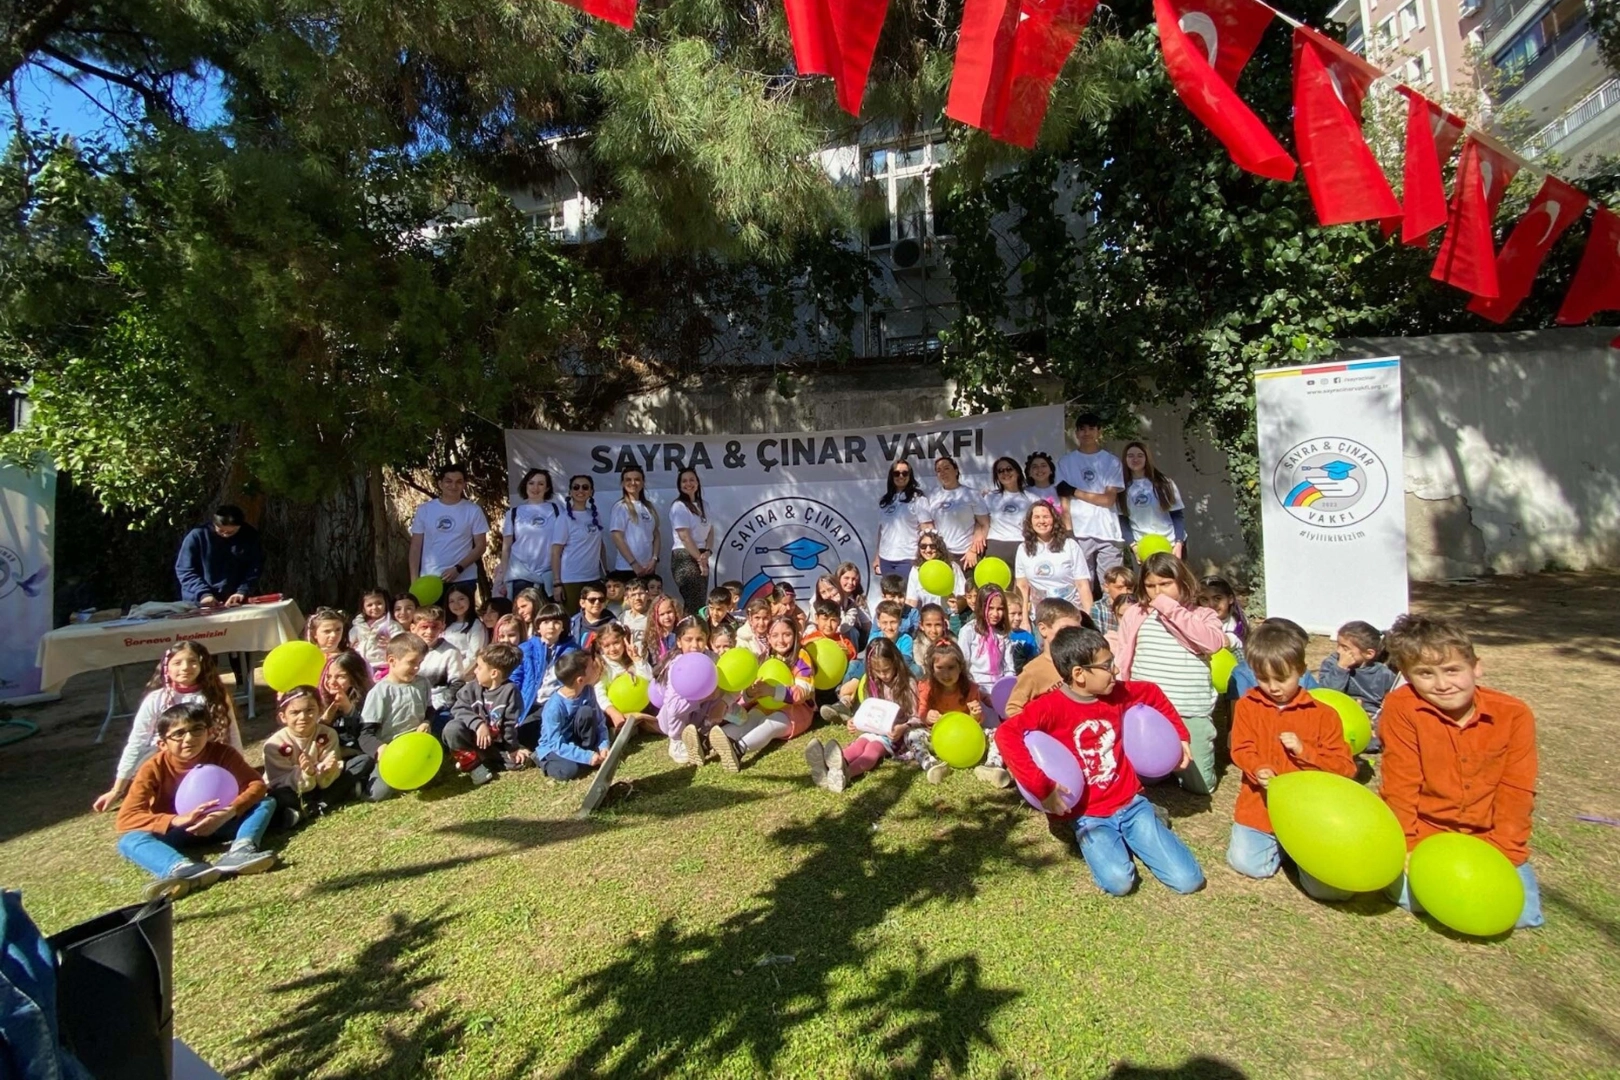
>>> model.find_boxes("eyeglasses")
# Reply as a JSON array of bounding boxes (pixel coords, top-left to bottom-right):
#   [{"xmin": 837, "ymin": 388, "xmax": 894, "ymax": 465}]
[
  {"xmin": 891, "ymin": 469, "xmax": 911, "ymax": 478},
  {"xmin": 582, "ymin": 596, "xmax": 606, "ymax": 604},
  {"xmin": 571, "ymin": 484, "xmax": 592, "ymax": 491},
  {"xmin": 1080, "ymin": 661, "xmax": 1118, "ymax": 674},
  {"xmin": 918, "ymin": 544, "xmax": 939, "ymax": 552},
  {"xmin": 162, "ymin": 727, "xmax": 207, "ymax": 743}
]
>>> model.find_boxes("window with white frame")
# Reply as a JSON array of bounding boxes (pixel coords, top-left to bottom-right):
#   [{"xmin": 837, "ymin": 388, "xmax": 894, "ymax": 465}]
[
  {"xmin": 1376, "ymin": 14, "xmax": 1397, "ymax": 49},
  {"xmin": 1407, "ymin": 49, "xmax": 1432, "ymax": 85},
  {"xmin": 865, "ymin": 140, "xmax": 953, "ymax": 254},
  {"xmin": 1398, "ymin": 0, "xmax": 1422, "ymax": 37},
  {"xmin": 526, "ymin": 205, "xmax": 567, "ymax": 239}
]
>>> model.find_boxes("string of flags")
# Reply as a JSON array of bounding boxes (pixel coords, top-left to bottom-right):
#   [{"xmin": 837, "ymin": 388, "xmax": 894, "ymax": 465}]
[{"xmin": 563, "ymin": 0, "xmax": 1620, "ymax": 337}]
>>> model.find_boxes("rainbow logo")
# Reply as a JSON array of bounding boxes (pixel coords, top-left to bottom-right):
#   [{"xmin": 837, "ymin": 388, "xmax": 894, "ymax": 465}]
[{"xmin": 1283, "ymin": 482, "xmax": 1326, "ymax": 508}]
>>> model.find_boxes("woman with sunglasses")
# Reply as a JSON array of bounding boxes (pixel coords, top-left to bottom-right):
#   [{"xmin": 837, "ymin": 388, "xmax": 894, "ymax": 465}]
[
  {"xmin": 904, "ymin": 530, "xmax": 965, "ymax": 608},
  {"xmin": 550, "ymin": 475, "xmax": 608, "ymax": 610},
  {"xmin": 982, "ymin": 456, "xmax": 1034, "ymax": 569},
  {"xmin": 873, "ymin": 459, "xmax": 935, "ymax": 580}
]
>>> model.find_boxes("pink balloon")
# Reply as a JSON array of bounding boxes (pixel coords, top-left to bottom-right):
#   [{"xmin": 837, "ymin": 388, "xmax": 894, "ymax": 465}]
[
  {"xmin": 1013, "ymin": 731, "xmax": 1086, "ymax": 813},
  {"xmin": 1123, "ymin": 704, "xmax": 1182, "ymax": 779},
  {"xmin": 990, "ymin": 676, "xmax": 1017, "ymax": 717},
  {"xmin": 647, "ymin": 680, "xmax": 665, "ymax": 710},
  {"xmin": 174, "ymin": 764, "xmax": 239, "ymax": 816},
  {"xmin": 668, "ymin": 653, "xmax": 718, "ymax": 701}
]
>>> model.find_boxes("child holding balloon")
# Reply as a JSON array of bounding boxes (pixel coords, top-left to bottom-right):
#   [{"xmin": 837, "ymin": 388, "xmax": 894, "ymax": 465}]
[
  {"xmin": 358, "ymin": 635, "xmax": 433, "ymax": 800},
  {"xmin": 115, "ymin": 702, "xmax": 276, "ymax": 901},
  {"xmin": 594, "ymin": 622, "xmax": 656, "ymax": 735},
  {"xmin": 1225, "ymin": 622, "xmax": 1358, "ymax": 900},
  {"xmin": 807, "ymin": 638, "xmax": 916, "ymax": 793},
  {"xmin": 263, "ymin": 686, "xmax": 352, "ymax": 826},
  {"xmin": 707, "ymin": 616, "xmax": 814, "ymax": 773},
  {"xmin": 657, "ymin": 619, "xmax": 728, "ymax": 765},
  {"xmin": 996, "ymin": 627, "xmax": 1204, "ymax": 897},
  {"xmin": 907, "ymin": 641, "xmax": 1003, "ymax": 786}
]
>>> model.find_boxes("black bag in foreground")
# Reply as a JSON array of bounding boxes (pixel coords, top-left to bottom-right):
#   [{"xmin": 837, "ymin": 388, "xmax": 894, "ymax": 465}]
[{"xmin": 48, "ymin": 898, "xmax": 174, "ymax": 1080}]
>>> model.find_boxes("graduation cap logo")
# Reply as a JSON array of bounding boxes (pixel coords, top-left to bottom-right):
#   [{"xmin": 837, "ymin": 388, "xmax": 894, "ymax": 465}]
[
  {"xmin": 715, "ymin": 498, "xmax": 871, "ymax": 610},
  {"xmin": 1271, "ymin": 439, "xmax": 1388, "ymax": 530}
]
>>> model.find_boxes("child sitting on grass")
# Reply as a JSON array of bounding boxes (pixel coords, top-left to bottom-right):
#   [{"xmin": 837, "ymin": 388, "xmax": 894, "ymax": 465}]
[
  {"xmin": 656, "ymin": 618, "xmax": 728, "ymax": 765},
  {"xmin": 306, "ymin": 607, "xmax": 356, "ymax": 659},
  {"xmin": 1225, "ymin": 621, "xmax": 1357, "ymax": 900},
  {"xmin": 909, "ymin": 603, "xmax": 953, "ymax": 673},
  {"xmin": 513, "ymin": 603, "xmax": 579, "ymax": 732},
  {"xmin": 263, "ymin": 686, "xmax": 352, "ymax": 828},
  {"xmin": 319, "ymin": 651, "xmax": 372, "ymax": 760},
  {"xmin": 872, "ymin": 573, "xmax": 919, "ymax": 637},
  {"xmin": 956, "ymin": 584, "xmax": 1013, "ymax": 697},
  {"xmin": 1379, "ymin": 615, "xmax": 1542, "ymax": 929},
  {"xmin": 593, "ymin": 622, "xmax": 656, "ymax": 735},
  {"xmin": 350, "ymin": 588, "xmax": 403, "ymax": 672},
  {"xmin": 392, "ymin": 593, "xmax": 419, "ymax": 631},
  {"xmin": 1003, "ymin": 598, "xmax": 1084, "ymax": 718},
  {"xmin": 996, "ymin": 627, "xmax": 1203, "ymax": 897},
  {"xmin": 410, "ymin": 606, "xmax": 466, "ymax": 732},
  {"xmin": 116, "ymin": 703, "xmax": 276, "ymax": 901},
  {"xmin": 444, "ymin": 642, "xmax": 527, "ymax": 785},
  {"xmin": 538, "ymin": 650, "xmax": 611, "ymax": 781},
  {"xmin": 907, "ymin": 641, "xmax": 1007, "ymax": 787},
  {"xmin": 735, "ymin": 596, "xmax": 773, "ymax": 658},
  {"xmin": 1317, "ymin": 620, "xmax": 1398, "ymax": 751},
  {"xmin": 706, "ymin": 616, "xmax": 814, "ymax": 773},
  {"xmin": 804, "ymin": 598, "xmax": 858, "ymax": 715},
  {"xmin": 807, "ymin": 638, "xmax": 916, "ymax": 794},
  {"xmin": 359, "ymin": 635, "xmax": 432, "ymax": 800}
]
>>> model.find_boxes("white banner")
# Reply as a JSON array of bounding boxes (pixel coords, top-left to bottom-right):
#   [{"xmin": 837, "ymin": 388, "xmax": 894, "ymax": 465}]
[
  {"xmin": 505, "ymin": 406, "xmax": 1066, "ymax": 601},
  {"xmin": 0, "ymin": 460, "xmax": 56, "ymax": 700},
  {"xmin": 1256, "ymin": 358, "xmax": 1407, "ymax": 635}
]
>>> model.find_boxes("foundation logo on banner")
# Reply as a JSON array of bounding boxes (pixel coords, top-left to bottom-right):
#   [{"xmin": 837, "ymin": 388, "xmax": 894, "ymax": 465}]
[
  {"xmin": 716, "ymin": 498, "xmax": 870, "ymax": 606},
  {"xmin": 1272, "ymin": 438, "xmax": 1390, "ymax": 529}
]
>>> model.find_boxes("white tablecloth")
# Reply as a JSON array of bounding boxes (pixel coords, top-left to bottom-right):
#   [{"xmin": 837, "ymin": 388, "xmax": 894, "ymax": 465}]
[{"xmin": 36, "ymin": 599, "xmax": 306, "ymax": 692}]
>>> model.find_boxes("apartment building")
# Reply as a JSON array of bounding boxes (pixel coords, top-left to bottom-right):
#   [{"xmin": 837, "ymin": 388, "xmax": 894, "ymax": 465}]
[{"xmin": 1332, "ymin": 0, "xmax": 1478, "ymax": 97}]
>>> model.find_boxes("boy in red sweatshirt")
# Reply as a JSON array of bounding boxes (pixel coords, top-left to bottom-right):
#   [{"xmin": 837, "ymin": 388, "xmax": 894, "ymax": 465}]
[
  {"xmin": 116, "ymin": 702, "xmax": 276, "ymax": 901},
  {"xmin": 1226, "ymin": 619, "xmax": 1358, "ymax": 900},
  {"xmin": 996, "ymin": 626, "xmax": 1204, "ymax": 896}
]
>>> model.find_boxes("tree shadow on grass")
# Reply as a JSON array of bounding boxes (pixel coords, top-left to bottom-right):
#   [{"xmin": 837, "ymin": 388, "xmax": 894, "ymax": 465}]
[
  {"xmin": 1104, "ymin": 1059, "xmax": 1248, "ymax": 1079},
  {"xmin": 545, "ymin": 768, "xmax": 1052, "ymax": 1078}
]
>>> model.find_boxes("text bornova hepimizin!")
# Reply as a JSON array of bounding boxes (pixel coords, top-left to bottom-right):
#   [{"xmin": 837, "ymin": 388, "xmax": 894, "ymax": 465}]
[{"xmin": 588, "ymin": 427, "xmax": 989, "ymax": 475}]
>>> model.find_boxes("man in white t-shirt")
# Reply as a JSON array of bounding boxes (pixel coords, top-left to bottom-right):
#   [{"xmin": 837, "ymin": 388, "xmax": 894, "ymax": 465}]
[
  {"xmin": 409, "ymin": 463, "xmax": 490, "ymax": 602},
  {"xmin": 1054, "ymin": 413, "xmax": 1125, "ymax": 584}
]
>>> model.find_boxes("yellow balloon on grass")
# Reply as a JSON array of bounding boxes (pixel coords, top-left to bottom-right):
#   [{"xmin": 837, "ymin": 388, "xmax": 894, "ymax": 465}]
[
  {"xmin": 378, "ymin": 731, "xmax": 443, "ymax": 791},
  {"xmin": 1209, "ymin": 648, "xmax": 1238, "ymax": 694},
  {"xmin": 755, "ymin": 657, "xmax": 793, "ymax": 712},
  {"xmin": 1408, "ymin": 833, "xmax": 1525, "ymax": 937},
  {"xmin": 808, "ymin": 638, "xmax": 850, "ymax": 690},
  {"xmin": 973, "ymin": 557, "xmax": 1012, "ymax": 590},
  {"xmin": 1309, "ymin": 687, "xmax": 1373, "ymax": 755},
  {"xmin": 263, "ymin": 641, "xmax": 326, "ymax": 693},
  {"xmin": 917, "ymin": 559, "xmax": 955, "ymax": 598},
  {"xmin": 932, "ymin": 711, "xmax": 986, "ymax": 769},
  {"xmin": 716, "ymin": 647, "xmax": 760, "ymax": 694},
  {"xmin": 608, "ymin": 673, "xmax": 650, "ymax": 715},
  {"xmin": 1268, "ymin": 771, "xmax": 1406, "ymax": 893},
  {"xmin": 1135, "ymin": 534, "xmax": 1174, "ymax": 559},
  {"xmin": 409, "ymin": 574, "xmax": 444, "ymax": 605}
]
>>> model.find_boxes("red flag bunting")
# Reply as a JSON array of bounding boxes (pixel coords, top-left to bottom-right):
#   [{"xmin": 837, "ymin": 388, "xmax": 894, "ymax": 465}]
[
  {"xmin": 1386, "ymin": 88, "xmax": 1465, "ymax": 245},
  {"xmin": 1467, "ymin": 176, "xmax": 1588, "ymax": 323},
  {"xmin": 946, "ymin": 0, "xmax": 1099, "ymax": 149},
  {"xmin": 785, "ymin": 0, "xmax": 891, "ymax": 116},
  {"xmin": 1154, "ymin": 0, "xmax": 1294, "ymax": 181},
  {"xmin": 1430, "ymin": 136, "xmax": 1520, "ymax": 298},
  {"xmin": 556, "ymin": 0, "xmax": 636, "ymax": 29},
  {"xmin": 1291, "ymin": 26, "xmax": 1399, "ymax": 226},
  {"xmin": 1556, "ymin": 205, "xmax": 1620, "ymax": 328}
]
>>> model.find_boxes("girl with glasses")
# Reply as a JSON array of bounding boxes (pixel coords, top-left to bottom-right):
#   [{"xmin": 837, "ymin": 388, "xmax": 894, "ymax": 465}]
[
  {"xmin": 904, "ymin": 530, "xmax": 965, "ymax": 610},
  {"xmin": 983, "ymin": 456, "xmax": 1035, "ymax": 568},
  {"xmin": 550, "ymin": 475, "xmax": 607, "ymax": 610},
  {"xmin": 873, "ymin": 460, "xmax": 935, "ymax": 580}
]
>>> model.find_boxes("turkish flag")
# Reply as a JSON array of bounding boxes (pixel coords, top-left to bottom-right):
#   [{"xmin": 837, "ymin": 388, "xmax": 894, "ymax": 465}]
[
  {"xmin": 1154, "ymin": 0, "xmax": 1294, "ymax": 181},
  {"xmin": 946, "ymin": 0, "xmax": 1099, "ymax": 148},
  {"xmin": 1430, "ymin": 136, "xmax": 1520, "ymax": 298},
  {"xmin": 784, "ymin": 0, "xmax": 891, "ymax": 115},
  {"xmin": 556, "ymin": 0, "xmax": 636, "ymax": 28},
  {"xmin": 1386, "ymin": 88, "xmax": 1465, "ymax": 244},
  {"xmin": 1467, "ymin": 176, "xmax": 1588, "ymax": 323},
  {"xmin": 1556, "ymin": 205, "xmax": 1620, "ymax": 328},
  {"xmin": 1292, "ymin": 26, "xmax": 1399, "ymax": 226}
]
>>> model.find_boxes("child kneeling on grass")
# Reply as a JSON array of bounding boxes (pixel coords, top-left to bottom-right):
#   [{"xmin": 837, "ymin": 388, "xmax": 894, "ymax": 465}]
[
  {"xmin": 537, "ymin": 650, "xmax": 611, "ymax": 781},
  {"xmin": 996, "ymin": 627, "xmax": 1204, "ymax": 897},
  {"xmin": 264, "ymin": 686, "xmax": 353, "ymax": 828},
  {"xmin": 116, "ymin": 703, "xmax": 276, "ymax": 901},
  {"xmin": 1379, "ymin": 615, "xmax": 1543, "ymax": 929},
  {"xmin": 444, "ymin": 642, "xmax": 527, "ymax": 785},
  {"xmin": 1226, "ymin": 620, "xmax": 1358, "ymax": 900}
]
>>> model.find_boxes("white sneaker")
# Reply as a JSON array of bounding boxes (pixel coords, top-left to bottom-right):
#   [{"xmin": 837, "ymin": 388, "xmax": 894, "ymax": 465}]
[
  {"xmin": 680, "ymin": 724, "xmax": 707, "ymax": 767},
  {"xmin": 668, "ymin": 740, "xmax": 691, "ymax": 765},
  {"xmin": 974, "ymin": 765, "xmax": 1012, "ymax": 789},
  {"xmin": 825, "ymin": 741, "xmax": 847, "ymax": 793},
  {"xmin": 926, "ymin": 762, "xmax": 950, "ymax": 785}
]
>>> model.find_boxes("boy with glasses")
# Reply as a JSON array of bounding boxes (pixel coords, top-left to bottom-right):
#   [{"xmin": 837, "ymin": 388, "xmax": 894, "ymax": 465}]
[{"xmin": 570, "ymin": 581, "xmax": 615, "ymax": 647}]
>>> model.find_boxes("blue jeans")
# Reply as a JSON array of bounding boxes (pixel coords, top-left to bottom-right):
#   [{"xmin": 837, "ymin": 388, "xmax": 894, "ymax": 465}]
[
  {"xmin": 878, "ymin": 558, "xmax": 914, "ymax": 581},
  {"xmin": 116, "ymin": 797, "xmax": 276, "ymax": 878},
  {"xmin": 1074, "ymin": 794, "xmax": 1205, "ymax": 896},
  {"xmin": 1226, "ymin": 823, "xmax": 1353, "ymax": 902},
  {"xmin": 542, "ymin": 754, "xmax": 586, "ymax": 781},
  {"xmin": 1386, "ymin": 860, "xmax": 1544, "ymax": 930}
]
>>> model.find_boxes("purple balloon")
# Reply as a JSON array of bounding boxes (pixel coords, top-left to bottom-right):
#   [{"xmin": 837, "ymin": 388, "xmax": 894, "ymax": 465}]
[
  {"xmin": 1123, "ymin": 703, "xmax": 1183, "ymax": 779},
  {"xmin": 175, "ymin": 763, "xmax": 239, "ymax": 816},
  {"xmin": 1013, "ymin": 730, "xmax": 1086, "ymax": 813},
  {"xmin": 668, "ymin": 653, "xmax": 719, "ymax": 701},
  {"xmin": 647, "ymin": 679, "xmax": 665, "ymax": 710},
  {"xmin": 990, "ymin": 676, "xmax": 1017, "ymax": 717}
]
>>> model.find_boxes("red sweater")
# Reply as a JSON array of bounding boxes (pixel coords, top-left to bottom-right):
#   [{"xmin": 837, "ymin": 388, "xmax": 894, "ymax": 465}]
[
  {"xmin": 995, "ymin": 680, "xmax": 1188, "ymax": 820},
  {"xmin": 1230, "ymin": 687, "xmax": 1357, "ymax": 834}
]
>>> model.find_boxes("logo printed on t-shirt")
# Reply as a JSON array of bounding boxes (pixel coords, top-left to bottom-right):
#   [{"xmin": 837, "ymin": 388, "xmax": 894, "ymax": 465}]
[
  {"xmin": 1082, "ymin": 468, "xmax": 1097, "ymax": 484},
  {"xmin": 1132, "ymin": 490, "xmax": 1150, "ymax": 506},
  {"xmin": 435, "ymin": 516, "xmax": 454, "ymax": 532}
]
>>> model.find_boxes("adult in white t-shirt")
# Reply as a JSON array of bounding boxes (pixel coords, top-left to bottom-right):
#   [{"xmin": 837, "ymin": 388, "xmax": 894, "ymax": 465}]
[
  {"xmin": 1120, "ymin": 441, "xmax": 1187, "ymax": 557},
  {"xmin": 872, "ymin": 460, "xmax": 935, "ymax": 580},
  {"xmin": 1015, "ymin": 501, "xmax": 1092, "ymax": 611},
  {"xmin": 410, "ymin": 464, "xmax": 490, "ymax": 600},
  {"xmin": 607, "ymin": 466, "xmax": 660, "ymax": 578},
  {"xmin": 928, "ymin": 455, "xmax": 990, "ymax": 568},
  {"xmin": 499, "ymin": 468, "xmax": 561, "ymax": 597},
  {"xmin": 669, "ymin": 468, "xmax": 716, "ymax": 617},
  {"xmin": 983, "ymin": 455, "xmax": 1036, "ymax": 568},
  {"xmin": 1054, "ymin": 413, "xmax": 1125, "ymax": 585},
  {"xmin": 550, "ymin": 474, "xmax": 608, "ymax": 610}
]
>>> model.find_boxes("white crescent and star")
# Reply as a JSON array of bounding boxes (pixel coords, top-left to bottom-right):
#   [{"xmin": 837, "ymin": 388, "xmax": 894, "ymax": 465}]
[{"xmin": 1179, "ymin": 12, "xmax": 1219, "ymax": 66}]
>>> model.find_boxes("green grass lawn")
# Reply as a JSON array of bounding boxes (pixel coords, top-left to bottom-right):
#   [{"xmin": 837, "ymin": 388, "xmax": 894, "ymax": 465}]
[{"xmin": 5, "ymin": 574, "xmax": 1620, "ymax": 1078}]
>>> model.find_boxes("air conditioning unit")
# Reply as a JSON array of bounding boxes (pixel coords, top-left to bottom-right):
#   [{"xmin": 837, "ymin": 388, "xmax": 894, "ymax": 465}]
[{"xmin": 885, "ymin": 236, "xmax": 945, "ymax": 272}]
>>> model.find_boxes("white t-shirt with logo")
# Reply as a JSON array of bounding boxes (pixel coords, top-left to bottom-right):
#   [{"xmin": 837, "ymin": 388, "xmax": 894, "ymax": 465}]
[
  {"xmin": 669, "ymin": 500, "xmax": 714, "ymax": 551},
  {"xmin": 928, "ymin": 485, "xmax": 988, "ymax": 554},
  {"xmin": 984, "ymin": 489, "xmax": 1035, "ymax": 543},
  {"xmin": 505, "ymin": 500, "xmax": 560, "ymax": 583},
  {"xmin": 411, "ymin": 498, "xmax": 489, "ymax": 582},
  {"xmin": 1124, "ymin": 477, "xmax": 1184, "ymax": 541},
  {"xmin": 877, "ymin": 493, "xmax": 933, "ymax": 562},
  {"xmin": 552, "ymin": 506, "xmax": 607, "ymax": 584},
  {"xmin": 608, "ymin": 499, "xmax": 658, "ymax": 572},
  {"xmin": 1016, "ymin": 538, "xmax": 1089, "ymax": 603},
  {"xmin": 1055, "ymin": 449, "xmax": 1124, "ymax": 541}
]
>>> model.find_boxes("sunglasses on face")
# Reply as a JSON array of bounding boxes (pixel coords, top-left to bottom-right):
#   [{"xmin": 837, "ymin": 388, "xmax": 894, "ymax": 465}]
[
  {"xmin": 891, "ymin": 469, "xmax": 911, "ymax": 478},
  {"xmin": 996, "ymin": 466, "xmax": 1017, "ymax": 474},
  {"xmin": 571, "ymin": 484, "xmax": 592, "ymax": 491}
]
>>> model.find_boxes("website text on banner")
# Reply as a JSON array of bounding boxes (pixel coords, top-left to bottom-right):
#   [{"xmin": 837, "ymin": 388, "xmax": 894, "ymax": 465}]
[
  {"xmin": 1256, "ymin": 358, "xmax": 1407, "ymax": 635},
  {"xmin": 505, "ymin": 406, "xmax": 1066, "ymax": 600}
]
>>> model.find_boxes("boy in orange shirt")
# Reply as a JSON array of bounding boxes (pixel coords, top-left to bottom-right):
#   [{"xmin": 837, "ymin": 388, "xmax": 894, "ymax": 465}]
[
  {"xmin": 1379, "ymin": 614, "xmax": 1542, "ymax": 929},
  {"xmin": 1225, "ymin": 620, "xmax": 1357, "ymax": 900}
]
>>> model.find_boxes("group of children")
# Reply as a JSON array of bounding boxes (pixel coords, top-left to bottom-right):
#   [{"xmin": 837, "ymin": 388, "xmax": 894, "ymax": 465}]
[{"xmin": 99, "ymin": 544, "xmax": 1540, "ymax": 931}]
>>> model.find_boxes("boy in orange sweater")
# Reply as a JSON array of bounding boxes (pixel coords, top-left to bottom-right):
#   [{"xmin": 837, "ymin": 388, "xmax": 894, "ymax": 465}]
[
  {"xmin": 1225, "ymin": 620, "xmax": 1357, "ymax": 900},
  {"xmin": 115, "ymin": 702, "xmax": 276, "ymax": 901},
  {"xmin": 1379, "ymin": 614, "xmax": 1542, "ymax": 929}
]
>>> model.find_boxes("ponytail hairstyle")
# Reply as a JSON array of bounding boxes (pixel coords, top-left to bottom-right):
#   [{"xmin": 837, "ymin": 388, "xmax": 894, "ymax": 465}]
[
  {"xmin": 618, "ymin": 465, "xmax": 659, "ymax": 532},
  {"xmin": 319, "ymin": 650, "xmax": 374, "ymax": 708},
  {"xmin": 564, "ymin": 474, "xmax": 602, "ymax": 532},
  {"xmin": 862, "ymin": 636, "xmax": 915, "ymax": 719},
  {"xmin": 1118, "ymin": 441, "xmax": 1177, "ymax": 513},
  {"xmin": 145, "ymin": 640, "xmax": 235, "ymax": 744},
  {"xmin": 974, "ymin": 583, "xmax": 1010, "ymax": 636},
  {"xmin": 592, "ymin": 621, "xmax": 633, "ymax": 666},
  {"xmin": 1132, "ymin": 552, "xmax": 1201, "ymax": 610},
  {"xmin": 675, "ymin": 467, "xmax": 707, "ymax": 520}
]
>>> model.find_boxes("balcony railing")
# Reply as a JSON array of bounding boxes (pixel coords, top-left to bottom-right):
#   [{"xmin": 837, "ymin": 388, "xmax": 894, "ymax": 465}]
[
  {"xmin": 1527, "ymin": 77, "xmax": 1620, "ymax": 158},
  {"xmin": 1494, "ymin": 19, "xmax": 1591, "ymax": 103}
]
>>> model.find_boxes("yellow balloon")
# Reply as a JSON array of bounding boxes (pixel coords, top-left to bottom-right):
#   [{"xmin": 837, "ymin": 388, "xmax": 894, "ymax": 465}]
[
  {"xmin": 856, "ymin": 675, "xmax": 868, "ymax": 703},
  {"xmin": 808, "ymin": 638, "xmax": 850, "ymax": 690},
  {"xmin": 716, "ymin": 647, "xmax": 760, "ymax": 694},
  {"xmin": 932, "ymin": 711, "xmax": 986, "ymax": 769},
  {"xmin": 1408, "ymin": 833, "xmax": 1525, "ymax": 937},
  {"xmin": 409, "ymin": 574, "xmax": 444, "ymax": 605},
  {"xmin": 608, "ymin": 673, "xmax": 650, "ymax": 715},
  {"xmin": 917, "ymin": 559, "xmax": 955, "ymax": 598},
  {"xmin": 1268, "ymin": 771, "xmax": 1405, "ymax": 893},
  {"xmin": 377, "ymin": 731, "xmax": 443, "ymax": 791},
  {"xmin": 973, "ymin": 557, "xmax": 1012, "ymax": 590},
  {"xmin": 755, "ymin": 657, "xmax": 793, "ymax": 713},
  {"xmin": 1135, "ymin": 534, "xmax": 1174, "ymax": 559},
  {"xmin": 1309, "ymin": 688, "xmax": 1373, "ymax": 755},
  {"xmin": 263, "ymin": 641, "xmax": 326, "ymax": 693},
  {"xmin": 1209, "ymin": 648, "xmax": 1238, "ymax": 694}
]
